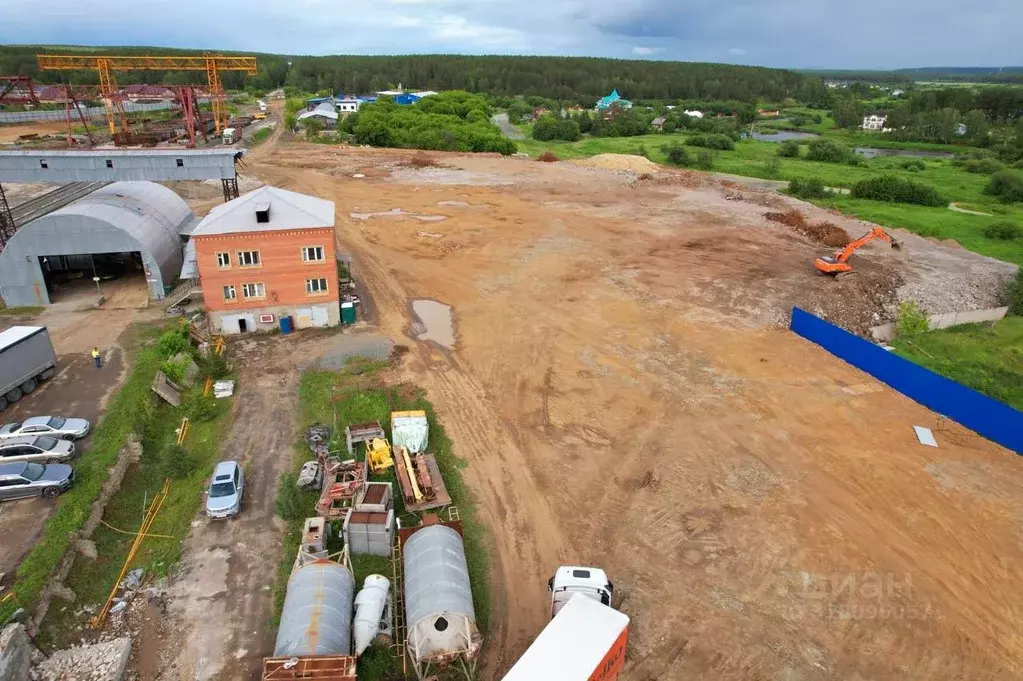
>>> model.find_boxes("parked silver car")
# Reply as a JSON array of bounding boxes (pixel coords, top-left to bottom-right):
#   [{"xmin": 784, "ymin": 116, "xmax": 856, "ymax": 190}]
[
  {"xmin": 205, "ymin": 461, "xmax": 244, "ymax": 519},
  {"xmin": 0, "ymin": 436, "xmax": 75, "ymax": 464},
  {"xmin": 0, "ymin": 461, "xmax": 75, "ymax": 500},
  {"xmin": 0, "ymin": 416, "xmax": 90, "ymax": 441}
]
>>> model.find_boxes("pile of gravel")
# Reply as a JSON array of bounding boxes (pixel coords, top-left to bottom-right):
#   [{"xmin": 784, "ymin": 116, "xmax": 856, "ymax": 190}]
[{"xmin": 32, "ymin": 638, "xmax": 131, "ymax": 681}]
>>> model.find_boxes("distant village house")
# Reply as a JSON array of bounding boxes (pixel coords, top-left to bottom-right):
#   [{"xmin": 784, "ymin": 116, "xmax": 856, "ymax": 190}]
[
  {"xmin": 862, "ymin": 114, "xmax": 887, "ymax": 131},
  {"xmin": 651, "ymin": 116, "xmax": 668, "ymax": 131},
  {"xmin": 596, "ymin": 89, "xmax": 633, "ymax": 111}
]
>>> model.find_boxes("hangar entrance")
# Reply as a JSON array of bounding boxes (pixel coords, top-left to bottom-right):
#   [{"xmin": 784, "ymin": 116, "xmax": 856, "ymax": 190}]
[{"xmin": 39, "ymin": 251, "xmax": 150, "ymax": 309}]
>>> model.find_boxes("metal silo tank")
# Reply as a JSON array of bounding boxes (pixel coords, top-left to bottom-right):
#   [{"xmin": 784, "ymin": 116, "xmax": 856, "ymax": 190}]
[
  {"xmin": 403, "ymin": 524, "xmax": 480, "ymax": 664},
  {"xmin": 274, "ymin": 560, "xmax": 356, "ymax": 657}
]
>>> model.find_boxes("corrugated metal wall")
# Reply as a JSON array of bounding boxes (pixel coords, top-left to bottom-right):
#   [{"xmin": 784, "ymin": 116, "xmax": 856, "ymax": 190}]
[
  {"xmin": 0, "ymin": 149, "xmax": 240, "ymax": 182},
  {"xmin": 0, "ymin": 181, "xmax": 194, "ymax": 306}
]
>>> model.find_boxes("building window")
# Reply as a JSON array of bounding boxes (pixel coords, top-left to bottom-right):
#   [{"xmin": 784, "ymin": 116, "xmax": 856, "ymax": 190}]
[
  {"xmin": 222, "ymin": 285, "xmax": 236, "ymax": 301},
  {"xmin": 237, "ymin": 250, "xmax": 261, "ymax": 267},
  {"xmin": 176, "ymin": 158, "xmax": 184, "ymax": 167},
  {"xmin": 242, "ymin": 282, "xmax": 265, "ymax": 299},
  {"xmin": 216, "ymin": 252, "xmax": 231, "ymax": 268},
  {"xmin": 306, "ymin": 278, "xmax": 328, "ymax": 295},
  {"xmin": 105, "ymin": 159, "xmax": 114, "ymax": 168},
  {"xmin": 302, "ymin": 246, "xmax": 325, "ymax": 262},
  {"xmin": 39, "ymin": 160, "xmax": 48, "ymax": 169}
]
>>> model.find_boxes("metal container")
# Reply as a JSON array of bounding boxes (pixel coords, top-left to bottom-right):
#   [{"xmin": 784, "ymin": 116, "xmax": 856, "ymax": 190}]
[
  {"xmin": 274, "ymin": 560, "xmax": 355, "ymax": 657},
  {"xmin": 341, "ymin": 302, "xmax": 356, "ymax": 324},
  {"xmin": 403, "ymin": 524, "xmax": 480, "ymax": 664}
]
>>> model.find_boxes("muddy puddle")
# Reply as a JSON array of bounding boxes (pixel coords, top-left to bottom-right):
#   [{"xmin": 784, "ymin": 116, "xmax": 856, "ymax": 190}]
[{"xmin": 411, "ymin": 299, "xmax": 455, "ymax": 349}]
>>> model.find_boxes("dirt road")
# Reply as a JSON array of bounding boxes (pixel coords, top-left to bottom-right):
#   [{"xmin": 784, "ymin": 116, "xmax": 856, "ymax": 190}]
[
  {"xmin": 237, "ymin": 142, "xmax": 1023, "ymax": 680},
  {"xmin": 145, "ymin": 332, "xmax": 335, "ymax": 681}
]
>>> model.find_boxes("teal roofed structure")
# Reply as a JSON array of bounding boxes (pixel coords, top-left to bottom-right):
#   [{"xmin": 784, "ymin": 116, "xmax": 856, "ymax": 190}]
[{"xmin": 595, "ymin": 89, "xmax": 632, "ymax": 110}]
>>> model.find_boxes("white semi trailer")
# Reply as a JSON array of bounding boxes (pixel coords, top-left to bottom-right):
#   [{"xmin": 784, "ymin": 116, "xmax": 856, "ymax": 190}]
[
  {"xmin": 0, "ymin": 326, "xmax": 57, "ymax": 411},
  {"xmin": 502, "ymin": 566, "xmax": 628, "ymax": 681}
]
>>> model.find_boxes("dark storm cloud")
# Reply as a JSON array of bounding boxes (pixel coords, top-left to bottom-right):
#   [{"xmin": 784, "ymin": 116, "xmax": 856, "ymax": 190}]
[{"xmin": 2, "ymin": 0, "xmax": 1020, "ymax": 68}]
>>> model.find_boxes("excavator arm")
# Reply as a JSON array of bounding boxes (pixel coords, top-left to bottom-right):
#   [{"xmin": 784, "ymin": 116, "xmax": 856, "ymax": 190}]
[{"xmin": 814, "ymin": 227, "xmax": 901, "ymax": 276}]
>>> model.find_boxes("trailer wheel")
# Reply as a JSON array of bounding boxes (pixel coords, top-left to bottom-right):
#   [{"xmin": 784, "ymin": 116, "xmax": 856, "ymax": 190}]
[
  {"xmin": 39, "ymin": 368, "xmax": 55, "ymax": 381},
  {"xmin": 21, "ymin": 378, "xmax": 37, "ymax": 394},
  {"xmin": 4, "ymin": 387, "xmax": 21, "ymax": 403},
  {"xmin": 0, "ymin": 396, "xmax": 7, "ymax": 411}
]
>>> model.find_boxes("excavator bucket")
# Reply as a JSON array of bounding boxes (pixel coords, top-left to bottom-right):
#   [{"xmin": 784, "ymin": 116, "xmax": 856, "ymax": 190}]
[{"xmin": 891, "ymin": 238, "xmax": 902, "ymax": 251}]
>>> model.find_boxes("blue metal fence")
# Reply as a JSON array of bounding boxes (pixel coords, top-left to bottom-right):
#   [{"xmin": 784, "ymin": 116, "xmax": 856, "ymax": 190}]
[{"xmin": 790, "ymin": 307, "xmax": 1023, "ymax": 455}]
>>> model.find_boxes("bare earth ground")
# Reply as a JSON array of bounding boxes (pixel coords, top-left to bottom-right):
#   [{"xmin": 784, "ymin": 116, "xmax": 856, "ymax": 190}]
[{"xmin": 229, "ymin": 142, "xmax": 1021, "ymax": 680}]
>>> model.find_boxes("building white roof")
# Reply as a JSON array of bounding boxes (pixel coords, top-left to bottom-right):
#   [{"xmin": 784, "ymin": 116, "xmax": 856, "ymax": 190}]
[
  {"xmin": 298, "ymin": 102, "xmax": 339, "ymax": 121},
  {"xmin": 376, "ymin": 89, "xmax": 404, "ymax": 96},
  {"xmin": 190, "ymin": 185, "xmax": 335, "ymax": 237},
  {"xmin": 0, "ymin": 326, "xmax": 46, "ymax": 352},
  {"xmin": 412, "ymin": 90, "xmax": 438, "ymax": 97},
  {"xmin": 501, "ymin": 596, "xmax": 629, "ymax": 681}
]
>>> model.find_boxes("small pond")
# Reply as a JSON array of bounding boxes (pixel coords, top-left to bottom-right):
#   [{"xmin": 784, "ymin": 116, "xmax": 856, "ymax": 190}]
[
  {"xmin": 750, "ymin": 131, "xmax": 820, "ymax": 142},
  {"xmin": 411, "ymin": 299, "xmax": 455, "ymax": 349},
  {"xmin": 854, "ymin": 147, "xmax": 955, "ymax": 160}
]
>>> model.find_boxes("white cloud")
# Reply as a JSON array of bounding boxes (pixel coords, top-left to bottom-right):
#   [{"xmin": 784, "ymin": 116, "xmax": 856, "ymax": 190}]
[
  {"xmin": 728, "ymin": 47, "xmax": 747, "ymax": 55},
  {"xmin": 632, "ymin": 46, "xmax": 664, "ymax": 55},
  {"xmin": 432, "ymin": 15, "xmax": 525, "ymax": 47}
]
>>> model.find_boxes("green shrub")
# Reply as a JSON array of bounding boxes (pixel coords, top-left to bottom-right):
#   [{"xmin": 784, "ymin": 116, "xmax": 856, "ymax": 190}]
[
  {"xmin": 157, "ymin": 325, "xmax": 190, "ymax": 358},
  {"xmin": 162, "ymin": 443, "xmax": 198, "ymax": 480},
  {"xmin": 962, "ymin": 158, "xmax": 1003, "ymax": 174},
  {"xmin": 983, "ymin": 221, "xmax": 1023, "ymax": 241},
  {"xmin": 777, "ymin": 140, "xmax": 801, "ymax": 158},
  {"xmin": 851, "ymin": 174, "xmax": 947, "ymax": 207},
  {"xmin": 661, "ymin": 142, "xmax": 690, "ymax": 167},
  {"xmin": 763, "ymin": 157, "xmax": 782, "ymax": 177},
  {"xmin": 1009, "ymin": 270, "xmax": 1023, "ymax": 316},
  {"xmin": 788, "ymin": 177, "xmax": 829, "ymax": 199},
  {"xmin": 187, "ymin": 395, "xmax": 223, "ymax": 423},
  {"xmin": 160, "ymin": 358, "xmax": 188, "ymax": 384},
  {"xmin": 896, "ymin": 301, "xmax": 930, "ymax": 337},
  {"xmin": 694, "ymin": 150, "xmax": 715, "ymax": 170},
  {"xmin": 687, "ymin": 133, "xmax": 734, "ymax": 150},
  {"xmin": 985, "ymin": 170, "xmax": 1023, "ymax": 203},
  {"xmin": 275, "ymin": 472, "xmax": 305, "ymax": 521},
  {"xmin": 806, "ymin": 138, "xmax": 850, "ymax": 163},
  {"xmin": 199, "ymin": 353, "xmax": 231, "ymax": 380},
  {"xmin": 901, "ymin": 159, "xmax": 926, "ymax": 172}
]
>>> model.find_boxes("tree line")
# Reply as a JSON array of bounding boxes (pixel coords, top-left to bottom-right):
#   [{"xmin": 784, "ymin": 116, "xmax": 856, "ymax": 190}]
[{"xmin": 0, "ymin": 45, "xmax": 828, "ymax": 105}]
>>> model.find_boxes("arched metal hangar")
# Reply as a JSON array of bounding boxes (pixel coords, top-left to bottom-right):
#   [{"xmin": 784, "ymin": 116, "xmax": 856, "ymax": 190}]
[{"xmin": 0, "ymin": 181, "xmax": 194, "ymax": 307}]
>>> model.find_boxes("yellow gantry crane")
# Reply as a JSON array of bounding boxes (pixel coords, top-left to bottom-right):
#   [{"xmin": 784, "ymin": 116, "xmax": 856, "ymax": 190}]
[{"xmin": 36, "ymin": 53, "xmax": 258, "ymax": 136}]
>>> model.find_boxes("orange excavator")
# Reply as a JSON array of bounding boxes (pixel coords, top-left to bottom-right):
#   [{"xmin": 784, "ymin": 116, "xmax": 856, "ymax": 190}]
[{"xmin": 814, "ymin": 227, "xmax": 901, "ymax": 278}]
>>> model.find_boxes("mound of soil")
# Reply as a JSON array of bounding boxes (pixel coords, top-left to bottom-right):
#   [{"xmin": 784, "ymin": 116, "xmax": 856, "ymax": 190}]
[
  {"xmin": 574, "ymin": 154, "xmax": 660, "ymax": 173},
  {"xmin": 766, "ymin": 210, "xmax": 850, "ymax": 247},
  {"xmin": 404, "ymin": 153, "xmax": 440, "ymax": 168},
  {"xmin": 537, "ymin": 151, "xmax": 560, "ymax": 163}
]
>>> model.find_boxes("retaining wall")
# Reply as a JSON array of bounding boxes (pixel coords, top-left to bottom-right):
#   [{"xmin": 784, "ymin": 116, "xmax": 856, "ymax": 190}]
[
  {"xmin": 790, "ymin": 307, "xmax": 1023, "ymax": 455},
  {"xmin": 870, "ymin": 306, "xmax": 1009, "ymax": 342}
]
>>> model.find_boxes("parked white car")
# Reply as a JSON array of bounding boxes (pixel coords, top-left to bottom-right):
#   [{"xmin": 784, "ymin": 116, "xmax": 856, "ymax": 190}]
[
  {"xmin": 0, "ymin": 435, "xmax": 76, "ymax": 464},
  {"xmin": 0, "ymin": 416, "xmax": 90, "ymax": 441},
  {"xmin": 205, "ymin": 461, "xmax": 244, "ymax": 519}
]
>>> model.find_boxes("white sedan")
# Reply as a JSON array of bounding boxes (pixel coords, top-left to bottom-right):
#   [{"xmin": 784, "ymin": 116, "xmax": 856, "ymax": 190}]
[{"xmin": 0, "ymin": 416, "xmax": 90, "ymax": 441}]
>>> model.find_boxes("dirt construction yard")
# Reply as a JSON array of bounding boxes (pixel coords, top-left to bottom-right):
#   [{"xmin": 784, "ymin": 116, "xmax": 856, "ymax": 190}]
[{"xmin": 209, "ymin": 139, "xmax": 1023, "ymax": 681}]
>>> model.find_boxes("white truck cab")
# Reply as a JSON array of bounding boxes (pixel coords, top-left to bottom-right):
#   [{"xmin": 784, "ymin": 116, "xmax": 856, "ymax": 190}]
[{"xmin": 547, "ymin": 566, "xmax": 614, "ymax": 617}]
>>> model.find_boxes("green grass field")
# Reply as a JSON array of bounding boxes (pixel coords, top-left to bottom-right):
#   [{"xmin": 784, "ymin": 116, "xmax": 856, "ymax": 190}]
[
  {"xmin": 517, "ymin": 132, "xmax": 1023, "ymax": 265},
  {"xmin": 273, "ymin": 358, "xmax": 490, "ymax": 681},
  {"xmin": 893, "ymin": 317, "xmax": 1023, "ymax": 411}
]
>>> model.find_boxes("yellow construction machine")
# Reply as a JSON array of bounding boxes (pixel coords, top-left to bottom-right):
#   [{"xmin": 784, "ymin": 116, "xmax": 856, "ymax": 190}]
[{"xmin": 366, "ymin": 437, "xmax": 394, "ymax": 474}]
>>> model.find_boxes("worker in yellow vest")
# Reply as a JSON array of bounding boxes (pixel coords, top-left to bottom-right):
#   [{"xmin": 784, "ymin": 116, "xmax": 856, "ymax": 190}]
[{"xmin": 91, "ymin": 347, "xmax": 102, "ymax": 369}]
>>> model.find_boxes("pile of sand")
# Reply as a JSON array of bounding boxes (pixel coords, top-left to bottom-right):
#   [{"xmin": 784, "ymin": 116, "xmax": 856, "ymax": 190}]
[{"xmin": 573, "ymin": 154, "xmax": 660, "ymax": 173}]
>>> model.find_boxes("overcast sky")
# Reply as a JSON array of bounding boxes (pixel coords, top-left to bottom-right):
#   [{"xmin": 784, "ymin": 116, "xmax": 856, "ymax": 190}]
[{"xmin": 3, "ymin": 0, "xmax": 1021, "ymax": 69}]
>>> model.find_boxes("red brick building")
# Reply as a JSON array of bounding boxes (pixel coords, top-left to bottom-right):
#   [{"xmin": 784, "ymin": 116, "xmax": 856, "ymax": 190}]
[{"xmin": 190, "ymin": 186, "xmax": 339, "ymax": 333}]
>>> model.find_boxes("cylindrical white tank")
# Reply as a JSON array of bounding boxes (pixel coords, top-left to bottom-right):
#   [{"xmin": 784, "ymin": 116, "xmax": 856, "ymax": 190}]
[
  {"xmin": 354, "ymin": 574, "xmax": 391, "ymax": 656},
  {"xmin": 403, "ymin": 524, "xmax": 480, "ymax": 663},
  {"xmin": 274, "ymin": 560, "xmax": 356, "ymax": 657}
]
